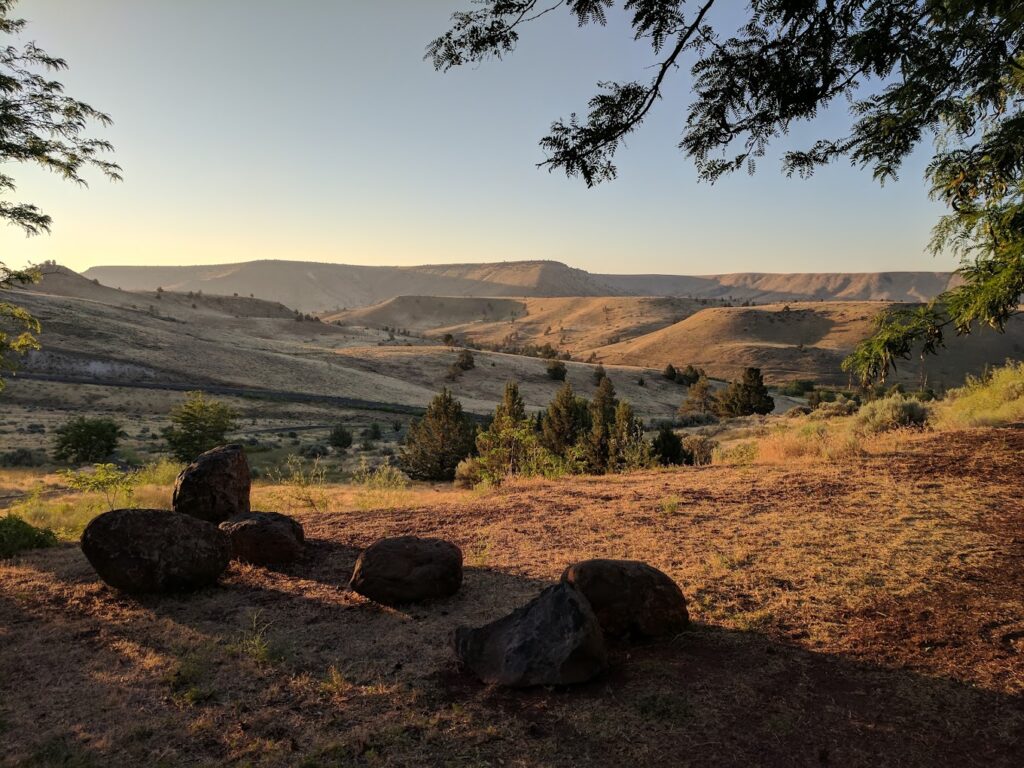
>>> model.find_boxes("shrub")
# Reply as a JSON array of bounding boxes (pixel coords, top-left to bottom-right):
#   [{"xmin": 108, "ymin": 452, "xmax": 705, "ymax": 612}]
[
  {"xmin": 676, "ymin": 411, "xmax": 718, "ymax": 428},
  {"xmin": 651, "ymin": 424, "xmax": 685, "ymax": 465},
  {"xmin": 681, "ymin": 435, "xmax": 717, "ymax": 466},
  {"xmin": 0, "ymin": 514, "xmax": 58, "ymax": 558},
  {"xmin": 809, "ymin": 394, "xmax": 860, "ymax": 420},
  {"xmin": 453, "ymin": 457, "xmax": 482, "ymax": 489},
  {"xmin": 60, "ymin": 463, "xmax": 139, "ymax": 511},
  {"xmin": 53, "ymin": 417, "xmax": 122, "ymax": 464},
  {"xmin": 937, "ymin": 361, "xmax": 1024, "ymax": 428},
  {"xmin": 546, "ymin": 359, "xmax": 567, "ymax": 381},
  {"xmin": 778, "ymin": 379, "xmax": 816, "ymax": 397},
  {"xmin": 399, "ymin": 388, "xmax": 477, "ymax": 481},
  {"xmin": 713, "ymin": 441, "xmax": 758, "ymax": 465},
  {"xmin": 0, "ymin": 448, "xmax": 45, "ymax": 468},
  {"xmin": 328, "ymin": 425, "xmax": 353, "ymax": 451},
  {"xmin": 353, "ymin": 456, "xmax": 409, "ymax": 490},
  {"xmin": 855, "ymin": 394, "xmax": 930, "ymax": 434},
  {"xmin": 163, "ymin": 391, "xmax": 237, "ymax": 461},
  {"xmin": 361, "ymin": 423, "xmax": 383, "ymax": 441},
  {"xmin": 454, "ymin": 349, "xmax": 475, "ymax": 371}
]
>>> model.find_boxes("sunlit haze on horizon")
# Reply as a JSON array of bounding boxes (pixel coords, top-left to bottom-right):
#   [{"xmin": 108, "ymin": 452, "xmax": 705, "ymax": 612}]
[{"xmin": 2, "ymin": 1, "xmax": 948, "ymax": 276}]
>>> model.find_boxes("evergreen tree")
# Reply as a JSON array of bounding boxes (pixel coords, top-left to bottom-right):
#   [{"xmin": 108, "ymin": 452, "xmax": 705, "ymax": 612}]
[
  {"xmin": 662, "ymin": 363, "xmax": 677, "ymax": 381},
  {"xmin": 541, "ymin": 381, "xmax": 589, "ymax": 457},
  {"xmin": 591, "ymin": 363, "xmax": 607, "ymax": 385},
  {"xmin": 677, "ymin": 364, "xmax": 704, "ymax": 387},
  {"xmin": 608, "ymin": 400, "xmax": 651, "ymax": 472},
  {"xmin": 651, "ymin": 424, "xmax": 685, "ymax": 466},
  {"xmin": 584, "ymin": 376, "xmax": 617, "ymax": 473},
  {"xmin": 399, "ymin": 388, "xmax": 477, "ymax": 481},
  {"xmin": 714, "ymin": 368, "xmax": 775, "ymax": 417},
  {"xmin": 679, "ymin": 375, "xmax": 716, "ymax": 418},
  {"xmin": 475, "ymin": 381, "xmax": 555, "ymax": 483}
]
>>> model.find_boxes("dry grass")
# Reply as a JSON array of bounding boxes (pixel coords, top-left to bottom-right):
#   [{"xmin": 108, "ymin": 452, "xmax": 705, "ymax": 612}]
[{"xmin": 1, "ymin": 427, "xmax": 1022, "ymax": 766}]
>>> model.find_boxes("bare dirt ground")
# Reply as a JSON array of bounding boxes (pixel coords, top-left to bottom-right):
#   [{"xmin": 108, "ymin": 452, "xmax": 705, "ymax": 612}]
[{"xmin": 1, "ymin": 427, "xmax": 1022, "ymax": 766}]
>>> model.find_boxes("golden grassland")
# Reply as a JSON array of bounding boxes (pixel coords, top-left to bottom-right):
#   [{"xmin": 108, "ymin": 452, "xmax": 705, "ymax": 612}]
[{"xmin": 1, "ymin": 390, "xmax": 1023, "ymax": 765}]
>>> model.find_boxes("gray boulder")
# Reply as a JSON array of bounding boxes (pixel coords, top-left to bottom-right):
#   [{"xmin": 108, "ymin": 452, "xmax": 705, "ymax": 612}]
[
  {"xmin": 454, "ymin": 583, "xmax": 607, "ymax": 687},
  {"xmin": 561, "ymin": 559, "xmax": 689, "ymax": 639},
  {"xmin": 219, "ymin": 511, "xmax": 304, "ymax": 565},
  {"xmin": 350, "ymin": 536, "xmax": 462, "ymax": 605},
  {"xmin": 81, "ymin": 508, "xmax": 231, "ymax": 593},
  {"xmin": 172, "ymin": 444, "xmax": 250, "ymax": 523}
]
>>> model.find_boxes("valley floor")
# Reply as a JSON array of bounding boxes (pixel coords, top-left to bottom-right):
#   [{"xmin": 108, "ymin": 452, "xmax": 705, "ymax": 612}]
[{"xmin": 1, "ymin": 428, "xmax": 1023, "ymax": 766}]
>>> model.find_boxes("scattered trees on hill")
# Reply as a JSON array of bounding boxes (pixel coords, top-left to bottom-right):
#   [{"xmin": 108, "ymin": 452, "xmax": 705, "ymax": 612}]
[
  {"xmin": 162, "ymin": 392, "xmax": 237, "ymax": 461},
  {"xmin": 53, "ymin": 417, "xmax": 123, "ymax": 464},
  {"xmin": 399, "ymin": 388, "xmax": 477, "ymax": 481}
]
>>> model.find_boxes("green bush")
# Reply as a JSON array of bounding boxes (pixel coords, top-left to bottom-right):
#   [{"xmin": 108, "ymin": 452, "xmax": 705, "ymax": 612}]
[
  {"xmin": 778, "ymin": 379, "xmax": 816, "ymax": 397},
  {"xmin": 855, "ymin": 394, "xmax": 930, "ymax": 434},
  {"xmin": 162, "ymin": 391, "xmax": 237, "ymax": 461},
  {"xmin": 53, "ymin": 417, "xmax": 122, "ymax": 464},
  {"xmin": 0, "ymin": 514, "xmax": 58, "ymax": 558}
]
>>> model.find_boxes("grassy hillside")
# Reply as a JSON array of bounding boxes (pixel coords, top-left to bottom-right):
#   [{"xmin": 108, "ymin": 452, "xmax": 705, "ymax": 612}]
[
  {"xmin": 328, "ymin": 295, "xmax": 707, "ymax": 357},
  {"xmin": 593, "ymin": 301, "xmax": 1024, "ymax": 386}
]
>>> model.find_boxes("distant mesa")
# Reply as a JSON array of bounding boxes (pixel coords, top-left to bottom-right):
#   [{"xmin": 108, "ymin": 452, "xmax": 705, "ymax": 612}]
[{"xmin": 79, "ymin": 259, "xmax": 960, "ymax": 314}]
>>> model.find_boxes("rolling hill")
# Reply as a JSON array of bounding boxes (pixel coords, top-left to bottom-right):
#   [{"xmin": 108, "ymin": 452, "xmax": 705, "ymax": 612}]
[
  {"xmin": 592, "ymin": 301, "xmax": 1024, "ymax": 386},
  {"xmin": 324, "ymin": 295, "xmax": 708, "ymax": 357},
  {"xmin": 82, "ymin": 259, "xmax": 960, "ymax": 312}
]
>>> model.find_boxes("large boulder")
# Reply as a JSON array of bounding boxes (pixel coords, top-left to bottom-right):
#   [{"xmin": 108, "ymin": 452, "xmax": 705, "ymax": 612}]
[
  {"xmin": 454, "ymin": 583, "xmax": 607, "ymax": 687},
  {"xmin": 172, "ymin": 444, "xmax": 251, "ymax": 523},
  {"xmin": 561, "ymin": 559, "xmax": 689, "ymax": 640},
  {"xmin": 349, "ymin": 536, "xmax": 462, "ymax": 605},
  {"xmin": 81, "ymin": 508, "xmax": 231, "ymax": 593},
  {"xmin": 219, "ymin": 511, "xmax": 304, "ymax": 565}
]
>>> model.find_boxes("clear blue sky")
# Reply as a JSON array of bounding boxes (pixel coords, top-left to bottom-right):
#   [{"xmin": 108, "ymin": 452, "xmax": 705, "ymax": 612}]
[{"xmin": 2, "ymin": 0, "xmax": 948, "ymax": 275}]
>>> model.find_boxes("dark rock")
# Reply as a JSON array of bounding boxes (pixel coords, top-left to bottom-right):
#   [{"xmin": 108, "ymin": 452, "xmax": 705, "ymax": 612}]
[
  {"xmin": 172, "ymin": 444, "xmax": 251, "ymax": 523},
  {"xmin": 350, "ymin": 536, "xmax": 462, "ymax": 605},
  {"xmin": 219, "ymin": 511, "xmax": 304, "ymax": 565},
  {"xmin": 454, "ymin": 583, "xmax": 607, "ymax": 687},
  {"xmin": 81, "ymin": 508, "xmax": 230, "ymax": 593},
  {"xmin": 561, "ymin": 559, "xmax": 689, "ymax": 639}
]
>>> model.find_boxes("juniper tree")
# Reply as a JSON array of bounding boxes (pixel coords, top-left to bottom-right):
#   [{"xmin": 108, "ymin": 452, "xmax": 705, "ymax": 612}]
[
  {"xmin": 651, "ymin": 423, "xmax": 685, "ymax": 466},
  {"xmin": 678, "ymin": 373, "xmax": 715, "ymax": 417},
  {"xmin": 162, "ymin": 392, "xmax": 238, "ymax": 462},
  {"xmin": 430, "ymin": 2, "xmax": 1024, "ymax": 383},
  {"xmin": 1, "ymin": 0, "xmax": 120, "ymax": 391},
  {"xmin": 399, "ymin": 388, "xmax": 477, "ymax": 481},
  {"xmin": 584, "ymin": 375, "xmax": 618, "ymax": 473},
  {"xmin": 476, "ymin": 381, "xmax": 555, "ymax": 481},
  {"xmin": 714, "ymin": 367, "xmax": 775, "ymax": 417},
  {"xmin": 608, "ymin": 400, "xmax": 652, "ymax": 471},
  {"xmin": 541, "ymin": 380, "xmax": 590, "ymax": 456}
]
